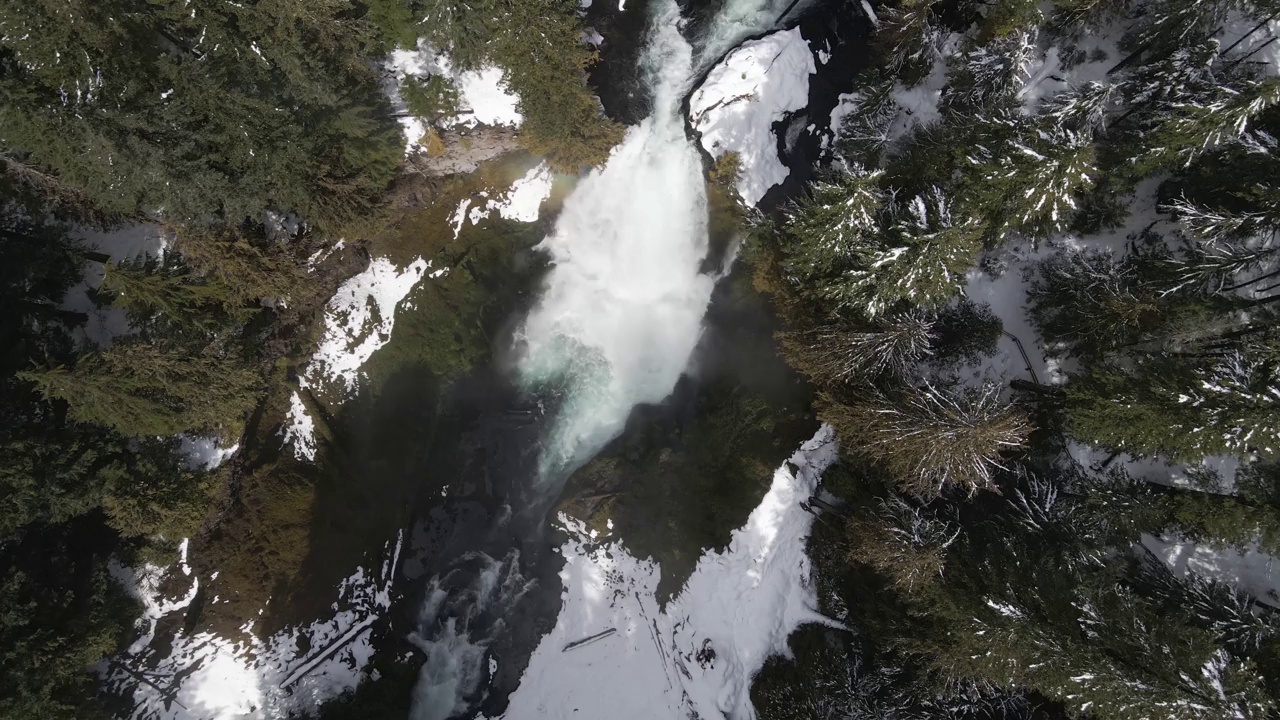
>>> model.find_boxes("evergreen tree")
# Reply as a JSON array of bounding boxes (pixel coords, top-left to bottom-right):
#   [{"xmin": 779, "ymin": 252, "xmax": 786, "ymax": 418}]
[
  {"xmin": 874, "ymin": 0, "xmax": 943, "ymax": 86},
  {"xmin": 0, "ymin": 0, "xmax": 403, "ymax": 229},
  {"xmin": 847, "ymin": 497, "xmax": 959, "ymax": 595},
  {"xmin": 1123, "ymin": 0, "xmax": 1231, "ymax": 66},
  {"xmin": 400, "ymin": 75, "xmax": 461, "ymax": 120},
  {"xmin": 1141, "ymin": 77, "xmax": 1280, "ymax": 170},
  {"xmin": 1165, "ymin": 188, "xmax": 1280, "ymax": 243},
  {"xmin": 101, "ymin": 254, "xmax": 240, "ymax": 334},
  {"xmin": 830, "ymin": 187, "xmax": 984, "ymax": 316},
  {"xmin": 782, "ymin": 166, "xmax": 888, "ymax": 291},
  {"xmin": 1135, "ymin": 555, "xmax": 1280, "ymax": 655},
  {"xmin": 779, "ymin": 311, "xmax": 934, "ymax": 385},
  {"xmin": 172, "ymin": 228, "xmax": 306, "ymax": 306},
  {"xmin": 0, "ymin": 519, "xmax": 137, "ymax": 720},
  {"xmin": 1065, "ymin": 348, "xmax": 1280, "ymax": 460},
  {"xmin": 962, "ymin": 115, "xmax": 1097, "ymax": 240},
  {"xmin": 923, "ymin": 480, "xmax": 1278, "ymax": 719},
  {"xmin": 0, "ymin": 211, "xmax": 87, "ymax": 368},
  {"xmin": 822, "ymin": 382, "xmax": 1032, "ymax": 497},
  {"xmin": 1042, "ymin": 81, "xmax": 1117, "ymax": 136},
  {"xmin": 834, "ymin": 78, "xmax": 899, "ymax": 162},
  {"xmin": 408, "ymin": 0, "xmax": 500, "ymax": 68},
  {"xmin": 20, "ymin": 343, "xmax": 260, "ymax": 437},
  {"xmin": 1027, "ymin": 246, "xmax": 1214, "ymax": 356},
  {"xmin": 490, "ymin": 0, "xmax": 624, "ymax": 169},
  {"xmin": 929, "ymin": 301, "xmax": 1004, "ymax": 365},
  {"xmin": 944, "ymin": 29, "xmax": 1038, "ymax": 115}
]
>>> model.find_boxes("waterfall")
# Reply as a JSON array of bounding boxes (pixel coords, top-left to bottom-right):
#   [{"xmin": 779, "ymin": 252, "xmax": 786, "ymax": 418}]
[
  {"xmin": 409, "ymin": 0, "xmax": 799, "ymax": 716},
  {"xmin": 517, "ymin": 0, "xmax": 797, "ymax": 482}
]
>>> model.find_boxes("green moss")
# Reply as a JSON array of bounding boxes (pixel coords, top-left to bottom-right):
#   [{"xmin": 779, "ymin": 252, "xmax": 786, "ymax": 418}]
[
  {"xmin": 362, "ymin": 159, "xmax": 548, "ymax": 389},
  {"xmin": 560, "ymin": 383, "xmax": 811, "ymax": 603}
]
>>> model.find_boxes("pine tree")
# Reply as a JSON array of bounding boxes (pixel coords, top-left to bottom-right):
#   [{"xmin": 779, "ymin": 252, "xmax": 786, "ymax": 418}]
[
  {"xmin": 0, "ymin": 519, "xmax": 137, "ymax": 720},
  {"xmin": 400, "ymin": 75, "xmax": 461, "ymax": 120},
  {"xmin": 19, "ymin": 343, "xmax": 260, "ymax": 437},
  {"xmin": 779, "ymin": 311, "xmax": 934, "ymax": 385},
  {"xmin": 1141, "ymin": 77, "xmax": 1280, "ymax": 170},
  {"xmin": 846, "ymin": 187, "xmax": 984, "ymax": 316},
  {"xmin": 1164, "ymin": 188, "xmax": 1280, "ymax": 242},
  {"xmin": 822, "ymin": 381, "xmax": 1032, "ymax": 497},
  {"xmin": 962, "ymin": 115, "xmax": 1097, "ymax": 240},
  {"xmin": 1135, "ymin": 555, "xmax": 1280, "ymax": 655},
  {"xmin": 173, "ymin": 228, "xmax": 307, "ymax": 306},
  {"xmin": 1124, "ymin": 0, "xmax": 1231, "ymax": 66},
  {"xmin": 834, "ymin": 78, "xmax": 899, "ymax": 162},
  {"xmin": 874, "ymin": 0, "xmax": 943, "ymax": 85},
  {"xmin": 101, "ymin": 254, "xmax": 240, "ymax": 334},
  {"xmin": 1065, "ymin": 348, "xmax": 1280, "ymax": 460},
  {"xmin": 928, "ymin": 499, "xmax": 1277, "ymax": 720},
  {"xmin": 1028, "ymin": 247, "xmax": 1206, "ymax": 356},
  {"xmin": 0, "ymin": 0, "xmax": 403, "ymax": 229},
  {"xmin": 847, "ymin": 496, "xmax": 959, "ymax": 595},
  {"xmin": 0, "ymin": 210, "xmax": 88, "ymax": 364},
  {"xmin": 943, "ymin": 29, "xmax": 1038, "ymax": 114},
  {"xmin": 782, "ymin": 166, "xmax": 888, "ymax": 289},
  {"xmin": 1042, "ymin": 81, "xmax": 1118, "ymax": 136},
  {"xmin": 490, "ymin": 0, "xmax": 624, "ymax": 170},
  {"xmin": 410, "ymin": 0, "xmax": 500, "ymax": 69}
]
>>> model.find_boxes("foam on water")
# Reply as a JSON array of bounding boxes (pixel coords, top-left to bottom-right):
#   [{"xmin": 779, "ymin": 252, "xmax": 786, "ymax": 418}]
[
  {"xmin": 517, "ymin": 0, "xmax": 743, "ymax": 481},
  {"xmin": 410, "ymin": 0, "xmax": 797, "ymax": 715}
]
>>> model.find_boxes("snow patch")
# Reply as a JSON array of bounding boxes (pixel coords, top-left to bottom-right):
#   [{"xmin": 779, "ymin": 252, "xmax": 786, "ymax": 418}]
[
  {"xmin": 501, "ymin": 425, "xmax": 839, "ymax": 719},
  {"xmin": 886, "ymin": 35, "xmax": 958, "ymax": 140},
  {"xmin": 451, "ymin": 163, "xmax": 556, "ymax": 234},
  {"xmin": 386, "ymin": 42, "xmax": 522, "ymax": 154},
  {"xmin": 688, "ymin": 28, "xmax": 815, "ymax": 206},
  {"xmin": 280, "ymin": 391, "xmax": 318, "ymax": 462},
  {"xmin": 61, "ymin": 222, "xmax": 170, "ymax": 346},
  {"xmin": 860, "ymin": 0, "xmax": 879, "ymax": 27},
  {"xmin": 105, "ymin": 534, "xmax": 404, "ymax": 720},
  {"xmin": 491, "ymin": 163, "xmax": 555, "ymax": 222},
  {"xmin": 303, "ymin": 257, "xmax": 429, "ymax": 397},
  {"xmin": 178, "ymin": 436, "xmax": 240, "ymax": 471},
  {"xmin": 1069, "ymin": 441, "xmax": 1240, "ymax": 493},
  {"xmin": 1144, "ymin": 534, "xmax": 1280, "ymax": 606},
  {"xmin": 1218, "ymin": 10, "xmax": 1280, "ymax": 77},
  {"xmin": 1018, "ymin": 29, "xmax": 1120, "ymax": 113}
]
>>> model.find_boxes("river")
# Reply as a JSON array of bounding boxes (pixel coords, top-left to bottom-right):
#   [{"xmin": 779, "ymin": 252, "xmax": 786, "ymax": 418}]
[{"xmin": 406, "ymin": 1, "xmax": 810, "ymax": 718}]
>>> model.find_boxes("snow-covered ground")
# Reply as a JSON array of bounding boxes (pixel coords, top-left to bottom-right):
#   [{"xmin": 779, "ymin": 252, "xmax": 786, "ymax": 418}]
[
  {"xmin": 302, "ymin": 257, "xmax": 430, "ymax": 397},
  {"xmin": 449, "ymin": 163, "xmax": 556, "ymax": 237},
  {"xmin": 178, "ymin": 436, "xmax": 241, "ymax": 471},
  {"xmin": 61, "ymin": 222, "xmax": 170, "ymax": 346},
  {"xmin": 281, "ymin": 392, "xmax": 318, "ymax": 462},
  {"xmin": 496, "ymin": 425, "xmax": 838, "ymax": 719},
  {"xmin": 297, "ymin": 161, "xmax": 553, "ymax": 417},
  {"xmin": 104, "ymin": 535, "xmax": 403, "ymax": 720},
  {"xmin": 1144, "ymin": 534, "xmax": 1280, "ymax": 606},
  {"xmin": 386, "ymin": 42, "xmax": 523, "ymax": 154},
  {"xmin": 688, "ymin": 28, "xmax": 815, "ymax": 205},
  {"xmin": 1218, "ymin": 9, "xmax": 1280, "ymax": 76}
]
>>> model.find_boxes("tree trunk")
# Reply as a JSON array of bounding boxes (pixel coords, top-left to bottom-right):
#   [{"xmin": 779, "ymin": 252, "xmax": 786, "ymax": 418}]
[
  {"xmin": 1218, "ymin": 9, "xmax": 1280, "ymax": 58},
  {"xmin": 1221, "ymin": 265, "xmax": 1280, "ymax": 293}
]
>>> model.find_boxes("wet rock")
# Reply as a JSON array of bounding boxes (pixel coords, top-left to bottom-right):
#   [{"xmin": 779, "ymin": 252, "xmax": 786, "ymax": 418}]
[{"xmin": 404, "ymin": 126, "xmax": 521, "ymax": 178}]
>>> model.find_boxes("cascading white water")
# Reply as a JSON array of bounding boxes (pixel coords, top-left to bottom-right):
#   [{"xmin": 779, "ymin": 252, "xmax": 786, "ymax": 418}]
[
  {"xmin": 518, "ymin": 0, "xmax": 795, "ymax": 482},
  {"xmin": 409, "ymin": 551, "xmax": 533, "ymax": 720},
  {"xmin": 410, "ymin": 1, "xmax": 799, "ymax": 717}
]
